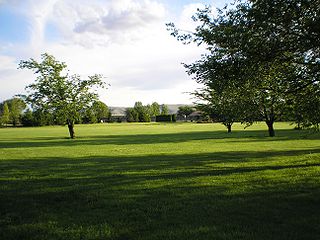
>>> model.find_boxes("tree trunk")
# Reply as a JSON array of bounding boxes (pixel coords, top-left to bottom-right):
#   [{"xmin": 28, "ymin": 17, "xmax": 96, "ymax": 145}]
[
  {"xmin": 68, "ymin": 123, "xmax": 75, "ymax": 139},
  {"xmin": 224, "ymin": 122, "xmax": 232, "ymax": 133},
  {"xmin": 266, "ymin": 120, "xmax": 275, "ymax": 137},
  {"xmin": 227, "ymin": 124, "xmax": 232, "ymax": 133}
]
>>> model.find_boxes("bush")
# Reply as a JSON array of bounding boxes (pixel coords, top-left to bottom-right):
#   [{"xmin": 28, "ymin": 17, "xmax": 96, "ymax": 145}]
[{"xmin": 156, "ymin": 114, "xmax": 176, "ymax": 122}]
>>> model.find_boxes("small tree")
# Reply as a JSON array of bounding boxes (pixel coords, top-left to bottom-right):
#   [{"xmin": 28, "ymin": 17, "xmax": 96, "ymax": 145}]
[
  {"xmin": 92, "ymin": 101, "xmax": 110, "ymax": 122},
  {"xmin": 177, "ymin": 105, "xmax": 195, "ymax": 120},
  {"xmin": 19, "ymin": 53, "xmax": 106, "ymax": 138},
  {"xmin": 8, "ymin": 98, "xmax": 26, "ymax": 126},
  {"xmin": 0, "ymin": 102, "xmax": 10, "ymax": 126},
  {"xmin": 160, "ymin": 104, "xmax": 169, "ymax": 115},
  {"xmin": 150, "ymin": 102, "xmax": 161, "ymax": 117},
  {"xmin": 126, "ymin": 108, "xmax": 139, "ymax": 122},
  {"xmin": 21, "ymin": 109, "xmax": 35, "ymax": 127}
]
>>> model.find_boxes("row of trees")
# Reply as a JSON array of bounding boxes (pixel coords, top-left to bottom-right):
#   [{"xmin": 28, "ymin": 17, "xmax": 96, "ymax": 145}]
[
  {"xmin": 0, "ymin": 98, "xmax": 26, "ymax": 127},
  {"xmin": 168, "ymin": 0, "xmax": 320, "ymax": 136},
  {"xmin": 125, "ymin": 102, "xmax": 169, "ymax": 122},
  {"xmin": 0, "ymin": 98, "xmax": 111, "ymax": 127}
]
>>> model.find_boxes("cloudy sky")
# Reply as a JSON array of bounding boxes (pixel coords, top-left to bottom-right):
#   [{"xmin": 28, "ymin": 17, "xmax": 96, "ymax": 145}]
[{"xmin": 0, "ymin": 0, "xmax": 231, "ymax": 107}]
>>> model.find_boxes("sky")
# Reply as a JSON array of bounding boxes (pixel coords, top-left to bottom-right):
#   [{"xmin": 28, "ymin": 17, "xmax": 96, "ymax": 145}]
[{"xmin": 0, "ymin": 0, "xmax": 231, "ymax": 107}]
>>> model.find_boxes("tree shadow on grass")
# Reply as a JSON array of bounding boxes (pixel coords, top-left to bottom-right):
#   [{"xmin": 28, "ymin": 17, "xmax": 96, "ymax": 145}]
[
  {"xmin": 1, "ymin": 149, "xmax": 320, "ymax": 239},
  {"xmin": 0, "ymin": 129, "xmax": 319, "ymax": 149}
]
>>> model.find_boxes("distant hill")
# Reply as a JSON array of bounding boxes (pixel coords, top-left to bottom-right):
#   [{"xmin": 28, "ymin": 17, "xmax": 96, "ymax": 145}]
[{"xmin": 109, "ymin": 104, "xmax": 194, "ymax": 116}]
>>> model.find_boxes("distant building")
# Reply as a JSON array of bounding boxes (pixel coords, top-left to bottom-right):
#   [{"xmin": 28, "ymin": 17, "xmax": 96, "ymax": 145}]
[
  {"xmin": 109, "ymin": 107, "xmax": 127, "ymax": 122},
  {"xmin": 188, "ymin": 111, "xmax": 204, "ymax": 122}
]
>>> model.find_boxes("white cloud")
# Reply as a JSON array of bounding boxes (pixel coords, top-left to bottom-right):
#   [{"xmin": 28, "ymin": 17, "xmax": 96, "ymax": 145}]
[
  {"xmin": 0, "ymin": 0, "xmax": 211, "ymax": 106},
  {"xmin": 0, "ymin": 56, "xmax": 34, "ymax": 101},
  {"xmin": 47, "ymin": 0, "xmax": 166, "ymax": 47}
]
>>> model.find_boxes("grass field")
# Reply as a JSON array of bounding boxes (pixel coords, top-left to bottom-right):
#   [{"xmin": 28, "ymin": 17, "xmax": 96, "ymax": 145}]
[{"xmin": 0, "ymin": 122, "xmax": 319, "ymax": 240}]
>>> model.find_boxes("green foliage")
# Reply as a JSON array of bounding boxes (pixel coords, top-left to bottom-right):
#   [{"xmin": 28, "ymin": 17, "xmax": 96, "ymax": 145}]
[
  {"xmin": 177, "ymin": 105, "xmax": 195, "ymax": 118},
  {"xmin": 150, "ymin": 102, "xmax": 160, "ymax": 116},
  {"xmin": 168, "ymin": 0, "xmax": 320, "ymax": 136},
  {"xmin": 21, "ymin": 109, "xmax": 35, "ymax": 127},
  {"xmin": 0, "ymin": 98, "xmax": 26, "ymax": 126},
  {"xmin": 0, "ymin": 123, "xmax": 319, "ymax": 239},
  {"xmin": 156, "ymin": 114, "xmax": 176, "ymax": 122},
  {"xmin": 92, "ymin": 101, "xmax": 110, "ymax": 122},
  {"xmin": 19, "ymin": 53, "xmax": 106, "ymax": 138},
  {"xmin": 126, "ymin": 108, "xmax": 139, "ymax": 122},
  {"xmin": 126, "ymin": 102, "xmax": 153, "ymax": 122},
  {"xmin": 160, "ymin": 104, "xmax": 169, "ymax": 115},
  {"xmin": 81, "ymin": 101, "xmax": 110, "ymax": 124},
  {"xmin": 0, "ymin": 102, "xmax": 10, "ymax": 126}
]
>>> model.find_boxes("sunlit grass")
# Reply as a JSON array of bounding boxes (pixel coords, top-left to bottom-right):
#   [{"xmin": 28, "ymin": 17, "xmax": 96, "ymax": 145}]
[{"xmin": 0, "ymin": 122, "xmax": 319, "ymax": 239}]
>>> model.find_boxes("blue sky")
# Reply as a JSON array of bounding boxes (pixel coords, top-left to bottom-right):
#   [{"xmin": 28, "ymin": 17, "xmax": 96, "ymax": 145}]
[{"xmin": 0, "ymin": 0, "xmax": 231, "ymax": 106}]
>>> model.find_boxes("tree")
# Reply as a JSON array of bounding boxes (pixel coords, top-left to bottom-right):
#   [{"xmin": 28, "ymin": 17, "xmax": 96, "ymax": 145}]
[
  {"xmin": 160, "ymin": 104, "xmax": 169, "ymax": 115},
  {"xmin": 168, "ymin": 0, "xmax": 320, "ymax": 136},
  {"xmin": 19, "ymin": 53, "xmax": 106, "ymax": 138},
  {"xmin": 133, "ymin": 102, "xmax": 151, "ymax": 122},
  {"xmin": 92, "ymin": 101, "xmax": 110, "ymax": 122},
  {"xmin": 177, "ymin": 105, "xmax": 195, "ymax": 120},
  {"xmin": 8, "ymin": 98, "xmax": 26, "ymax": 126},
  {"xmin": 150, "ymin": 102, "xmax": 161, "ymax": 117},
  {"xmin": 0, "ymin": 98, "xmax": 26, "ymax": 126},
  {"xmin": 126, "ymin": 108, "xmax": 139, "ymax": 122},
  {"xmin": 0, "ymin": 102, "xmax": 10, "ymax": 126},
  {"xmin": 21, "ymin": 109, "xmax": 35, "ymax": 127},
  {"xmin": 81, "ymin": 101, "xmax": 110, "ymax": 124}
]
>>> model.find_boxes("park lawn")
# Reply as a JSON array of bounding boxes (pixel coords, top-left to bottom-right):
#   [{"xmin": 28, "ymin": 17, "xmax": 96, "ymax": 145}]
[{"xmin": 0, "ymin": 122, "xmax": 319, "ymax": 240}]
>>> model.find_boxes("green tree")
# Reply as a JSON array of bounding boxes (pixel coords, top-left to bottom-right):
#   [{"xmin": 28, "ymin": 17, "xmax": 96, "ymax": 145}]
[
  {"xmin": 0, "ymin": 102, "xmax": 10, "ymax": 126},
  {"xmin": 126, "ymin": 108, "xmax": 139, "ymax": 122},
  {"xmin": 150, "ymin": 102, "xmax": 160, "ymax": 117},
  {"xmin": 177, "ymin": 105, "xmax": 195, "ymax": 120},
  {"xmin": 168, "ymin": 0, "xmax": 320, "ymax": 136},
  {"xmin": 8, "ymin": 98, "xmax": 26, "ymax": 126},
  {"xmin": 21, "ymin": 109, "xmax": 35, "ymax": 127},
  {"xmin": 92, "ymin": 101, "xmax": 110, "ymax": 122},
  {"xmin": 32, "ymin": 109, "xmax": 55, "ymax": 126},
  {"xmin": 160, "ymin": 104, "xmax": 169, "ymax": 115},
  {"xmin": 133, "ymin": 102, "xmax": 151, "ymax": 122},
  {"xmin": 0, "ymin": 98, "xmax": 26, "ymax": 126},
  {"xmin": 19, "ymin": 53, "xmax": 106, "ymax": 138}
]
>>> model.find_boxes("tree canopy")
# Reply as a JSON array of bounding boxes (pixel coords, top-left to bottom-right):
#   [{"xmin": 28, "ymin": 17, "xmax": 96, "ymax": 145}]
[
  {"xmin": 19, "ymin": 53, "xmax": 106, "ymax": 138},
  {"xmin": 168, "ymin": 0, "xmax": 320, "ymax": 135}
]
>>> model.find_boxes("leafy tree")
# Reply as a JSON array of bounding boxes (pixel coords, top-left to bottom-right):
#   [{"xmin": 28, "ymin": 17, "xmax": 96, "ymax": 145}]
[
  {"xmin": 19, "ymin": 53, "xmax": 106, "ymax": 138},
  {"xmin": 32, "ymin": 109, "xmax": 55, "ymax": 126},
  {"xmin": 150, "ymin": 102, "xmax": 161, "ymax": 117},
  {"xmin": 177, "ymin": 105, "xmax": 195, "ymax": 119},
  {"xmin": 195, "ymin": 86, "xmax": 256, "ymax": 133},
  {"xmin": 160, "ymin": 104, "xmax": 169, "ymax": 115},
  {"xmin": 0, "ymin": 102, "xmax": 10, "ymax": 126},
  {"xmin": 81, "ymin": 108, "xmax": 98, "ymax": 124},
  {"xmin": 133, "ymin": 102, "xmax": 151, "ymax": 122},
  {"xmin": 8, "ymin": 98, "xmax": 26, "ymax": 126},
  {"xmin": 92, "ymin": 101, "xmax": 110, "ymax": 122},
  {"xmin": 21, "ymin": 109, "xmax": 35, "ymax": 127},
  {"xmin": 126, "ymin": 108, "xmax": 139, "ymax": 122},
  {"xmin": 0, "ymin": 98, "xmax": 26, "ymax": 126},
  {"xmin": 290, "ymin": 85, "xmax": 320, "ymax": 130},
  {"xmin": 81, "ymin": 101, "xmax": 110, "ymax": 124},
  {"xmin": 168, "ymin": 0, "xmax": 320, "ymax": 136}
]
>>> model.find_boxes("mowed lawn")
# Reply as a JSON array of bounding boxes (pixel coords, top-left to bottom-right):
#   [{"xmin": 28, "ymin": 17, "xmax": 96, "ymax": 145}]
[{"xmin": 0, "ymin": 123, "xmax": 319, "ymax": 240}]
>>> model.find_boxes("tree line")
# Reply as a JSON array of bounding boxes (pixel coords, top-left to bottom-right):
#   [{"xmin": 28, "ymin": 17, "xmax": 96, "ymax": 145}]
[
  {"xmin": 125, "ymin": 102, "xmax": 169, "ymax": 122},
  {"xmin": 2, "ymin": 0, "xmax": 319, "ymax": 138},
  {"xmin": 0, "ymin": 96, "xmax": 191, "ymax": 127},
  {"xmin": 0, "ymin": 97, "xmax": 110, "ymax": 127},
  {"xmin": 167, "ymin": 0, "xmax": 320, "ymax": 136}
]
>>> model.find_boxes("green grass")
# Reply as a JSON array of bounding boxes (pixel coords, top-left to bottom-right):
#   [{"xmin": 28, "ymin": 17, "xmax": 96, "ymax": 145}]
[{"xmin": 0, "ymin": 122, "xmax": 319, "ymax": 240}]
